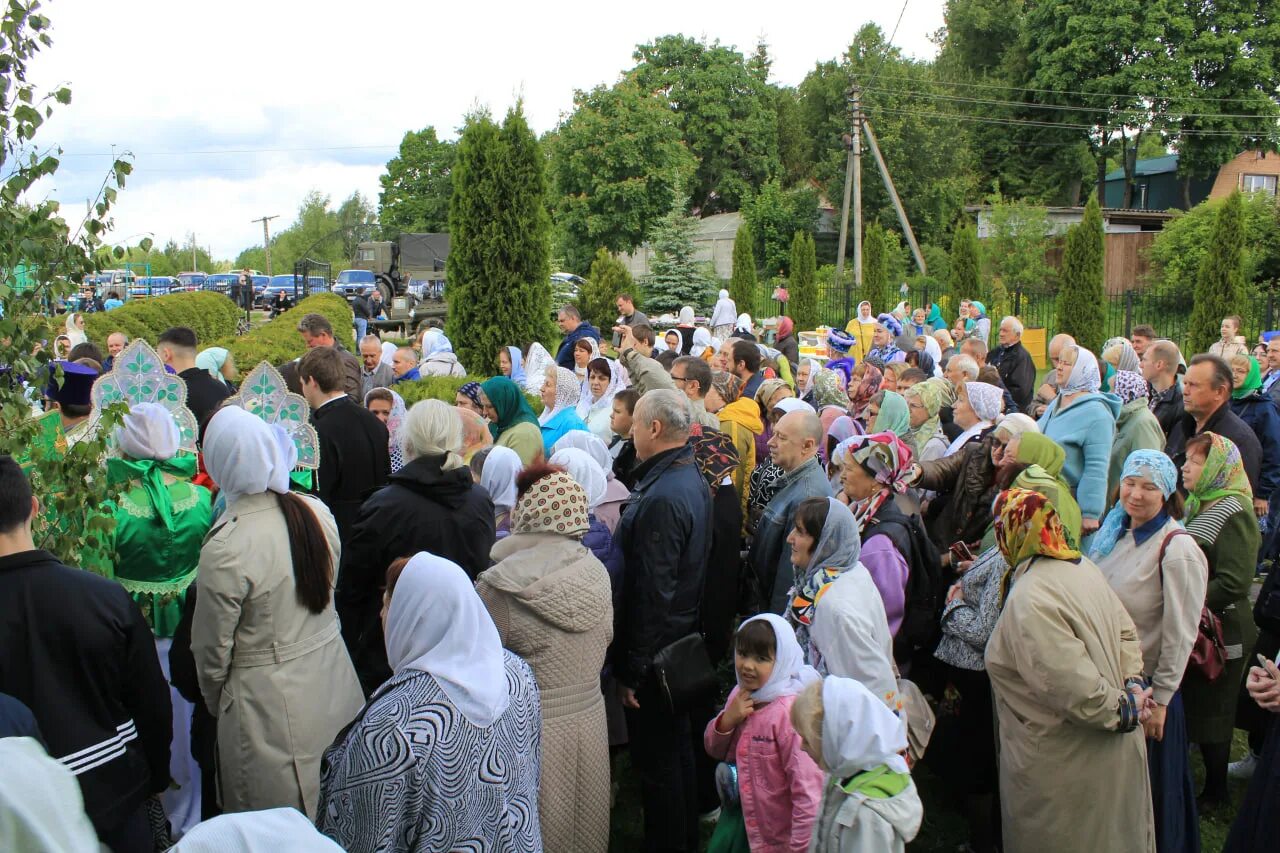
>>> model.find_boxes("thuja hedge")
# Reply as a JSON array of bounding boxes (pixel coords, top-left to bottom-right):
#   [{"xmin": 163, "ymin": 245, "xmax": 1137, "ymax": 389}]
[
  {"xmin": 395, "ymin": 373, "xmax": 541, "ymax": 412},
  {"xmin": 83, "ymin": 291, "xmax": 240, "ymax": 348}
]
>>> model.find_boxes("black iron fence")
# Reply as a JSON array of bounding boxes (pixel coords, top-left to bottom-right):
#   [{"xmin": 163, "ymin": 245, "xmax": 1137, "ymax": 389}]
[{"xmin": 749, "ymin": 278, "xmax": 1279, "ymax": 353}]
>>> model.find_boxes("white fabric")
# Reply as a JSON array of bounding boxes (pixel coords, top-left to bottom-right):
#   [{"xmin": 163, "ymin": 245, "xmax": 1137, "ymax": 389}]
[
  {"xmin": 421, "ymin": 329, "xmax": 454, "ymax": 356},
  {"xmin": 386, "ymin": 552, "xmax": 510, "ymax": 727},
  {"xmin": 691, "ymin": 328, "xmax": 715, "ymax": 358},
  {"xmin": 523, "ymin": 343, "xmax": 555, "ymax": 396},
  {"xmin": 116, "ymin": 401, "xmax": 180, "ymax": 461},
  {"xmin": 711, "ymin": 292, "xmax": 737, "ymax": 329},
  {"xmin": 0, "ymin": 737, "xmax": 100, "ymax": 853},
  {"xmin": 739, "ymin": 613, "xmax": 820, "ymax": 703},
  {"xmin": 64, "ymin": 313, "xmax": 87, "ymax": 347},
  {"xmin": 943, "ymin": 421, "xmax": 992, "ymax": 458},
  {"xmin": 553, "ymin": 430, "xmax": 614, "ymax": 476},
  {"xmin": 168, "ymin": 807, "xmax": 343, "ymax": 852},
  {"xmin": 550, "ymin": 447, "xmax": 608, "ymax": 510},
  {"xmin": 995, "ymin": 412, "xmax": 1039, "ymax": 440},
  {"xmin": 156, "ymin": 636, "xmax": 201, "ymax": 838},
  {"xmin": 964, "ymin": 381, "xmax": 1004, "ymax": 423},
  {"xmin": 380, "ymin": 341, "xmax": 396, "ymax": 367},
  {"xmin": 809, "ymin": 567, "xmax": 899, "ymax": 709},
  {"xmin": 538, "ymin": 366, "xmax": 582, "ymax": 424},
  {"xmin": 821, "ymin": 676, "xmax": 910, "ymax": 776},
  {"xmin": 735, "ymin": 312, "xmax": 753, "ymax": 334},
  {"xmin": 577, "ymin": 359, "xmax": 625, "ymax": 421},
  {"xmin": 203, "ymin": 405, "xmax": 297, "ymax": 506},
  {"xmin": 772, "ymin": 397, "xmax": 816, "ymax": 416},
  {"xmin": 677, "ymin": 306, "xmax": 696, "ymax": 325},
  {"xmin": 857, "ymin": 301, "xmax": 877, "ymax": 324},
  {"xmin": 921, "ymin": 335, "xmax": 943, "ymax": 377},
  {"xmin": 480, "ymin": 445, "xmax": 522, "ymax": 515},
  {"xmin": 1062, "ymin": 346, "xmax": 1101, "ymax": 394}
]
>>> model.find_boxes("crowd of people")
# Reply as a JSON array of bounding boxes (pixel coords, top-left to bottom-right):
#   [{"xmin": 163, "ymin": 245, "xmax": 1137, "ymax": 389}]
[{"xmin": 2, "ymin": 291, "xmax": 1280, "ymax": 853}]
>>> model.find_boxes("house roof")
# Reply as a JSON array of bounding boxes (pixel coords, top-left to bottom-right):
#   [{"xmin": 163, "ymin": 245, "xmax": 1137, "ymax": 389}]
[
  {"xmin": 694, "ymin": 211, "xmax": 741, "ymax": 239},
  {"xmin": 1103, "ymin": 154, "xmax": 1179, "ymax": 182}
]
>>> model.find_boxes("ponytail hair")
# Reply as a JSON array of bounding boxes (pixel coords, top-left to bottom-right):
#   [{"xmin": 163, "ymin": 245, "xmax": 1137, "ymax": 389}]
[{"xmin": 275, "ymin": 492, "xmax": 333, "ymax": 614}]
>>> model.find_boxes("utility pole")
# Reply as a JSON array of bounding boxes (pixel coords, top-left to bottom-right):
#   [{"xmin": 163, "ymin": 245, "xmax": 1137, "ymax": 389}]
[
  {"xmin": 862, "ymin": 118, "xmax": 926, "ymax": 275},
  {"xmin": 251, "ymin": 215, "xmax": 279, "ymax": 275},
  {"xmin": 189, "ymin": 232, "xmax": 197, "ymax": 272},
  {"xmin": 852, "ymin": 85, "xmax": 862, "ymax": 291},
  {"xmin": 834, "ymin": 85, "xmax": 863, "ymax": 320}
]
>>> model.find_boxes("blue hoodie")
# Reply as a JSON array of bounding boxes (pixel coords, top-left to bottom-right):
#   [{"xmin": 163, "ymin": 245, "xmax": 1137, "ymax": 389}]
[
  {"xmin": 1037, "ymin": 391, "xmax": 1121, "ymax": 521},
  {"xmin": 555, "ymin": 322, "xmax": 601, "ymax": 371}
]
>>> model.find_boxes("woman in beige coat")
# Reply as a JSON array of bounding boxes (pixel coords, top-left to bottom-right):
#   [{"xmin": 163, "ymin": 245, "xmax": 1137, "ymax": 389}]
[
  {"xmin": 193, "ymin": 405, "xmax": 364, "ymax": 817},
  {"xmin": 477, "ymin": 463, "xmax": 613, "ymax": 853}
]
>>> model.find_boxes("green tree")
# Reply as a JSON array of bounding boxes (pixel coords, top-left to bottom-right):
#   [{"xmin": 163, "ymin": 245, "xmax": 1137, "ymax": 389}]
[
  {"xmin": 446, "ymin": 106, "xmax": 553, "ymax": 373},
  {"xmin": 948, "ymin": 221, "xmax": 982, "ymax": 302},
  {"xmin": 579, "ymin": 248, "xmax": 634, "ymax": 331},
  {"xmin": 862, "ymin": 221, "xmax": 893, "ymax": 313},
  {"xmin": 1188, "ymin": 191, "xmax": 1249, "ymax": 353},
  {"xmin": 981, "ymin": 200, "xmax": 1053, "ymax": 296},
  {"xmin": 644, "ymin": 197, "xmax": 713, "ymax": 312},
  {"xmin": 630, "ymin": 35, "xmax": 780, "ymax": 213},
  {"xmin": 788, "ymin": 231, "xmax": 818, "ymax": 328},
  {"xmin": 549, "ymin": 81, "xmax": 696, "ymax": 273},
  {"xmin": 1148, "ymin": 192, "xmax": 1280, "ymax": 299},
  {"xmin": 0, "ymin": 2, "xmax": 131, "ymax": 574},
  {"xmin": 741, "ymin": 179, "xmax": 818, "ymax": 275},
  {"xmin": 378, "ymin": 127, "xmax": 456, "ymax": 234},
  {"xmin": 729, "ymin": 222, "xmax": 758, "ymax": 315},
  {"xmin": 1055, "ymin": 197, "xmax": 1107, "ymax": 353}
]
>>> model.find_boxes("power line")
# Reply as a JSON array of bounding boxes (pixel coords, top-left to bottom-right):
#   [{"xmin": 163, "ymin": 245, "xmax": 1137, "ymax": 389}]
[
  {"xmin": 861, "ymin": 85, "xmax": 1280, "ymax": 121},
  {"xmin": 868, "ymin": 71, "xmax": 1280, "ymax": 106},
  {"xmin": 863, "ymin": 103, "xmax": 1280, "ymax": 137},
  {"xmin": 862, "ymin": 1, "xmax": 911, "ymax": 92},
  {"xmin": 58, "ymin": 143, "xmax": 401, "ymax": 158}
]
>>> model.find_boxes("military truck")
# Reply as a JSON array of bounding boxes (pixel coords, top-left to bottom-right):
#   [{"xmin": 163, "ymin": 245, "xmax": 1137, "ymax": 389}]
[{"xmin": 337, "ymin": 233, "xmax": 449, "ymax": 337}]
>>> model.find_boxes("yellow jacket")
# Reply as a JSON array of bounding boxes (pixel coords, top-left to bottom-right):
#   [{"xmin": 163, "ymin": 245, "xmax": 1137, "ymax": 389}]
[{"xmin": 717, "ymin": 396, "xmax": 764, "ymax": 527}]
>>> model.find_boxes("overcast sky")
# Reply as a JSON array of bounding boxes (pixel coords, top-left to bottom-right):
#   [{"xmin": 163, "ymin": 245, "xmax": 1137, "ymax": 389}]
[{"xmin": 30, "ymin": 0, "xmax": 945, "ymax": 262}]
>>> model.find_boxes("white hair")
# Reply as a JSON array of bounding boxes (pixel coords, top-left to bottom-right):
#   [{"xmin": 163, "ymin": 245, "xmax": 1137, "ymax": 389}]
[
  {"xmin": 950, "ymin": 354, "xmax": 980, "ymax": 380},
  {"xmin": 401, "ymin": 399, "xmax": 464, "ymax": 468},
  {"xmin": 635, "ymin": 389, "xmax": 692, "ymax": 438},
  {"xmin": 1000, "ymin": 316, "xmax": 1023, "ymax": 336},
  {"xmin": 395, "ymin": 346, "xmax": 419, "ymax": 365}
]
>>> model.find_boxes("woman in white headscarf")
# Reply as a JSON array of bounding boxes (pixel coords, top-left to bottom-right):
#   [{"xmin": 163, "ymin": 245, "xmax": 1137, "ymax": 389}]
[
  {"xmin": 711, "ymin": 288, "xmax": 737, "ymax": 341},
  {"xmin": 1037, "ymin": 344, "xmax": 1119, "ymax": 532},
  {"xmin": 538, "ymin": 365, "xmax": 588, "ymax": 456},
  {"xmin": 733, "ymin": 312, "xmax": 757, "ymax": 342},
  {"xmin": 380, "ymin": 341, "xmax": 397, "ymax": 368},
  {"xmin": 192, "ymin": 405, "xmax": 364, "ymax": 818},
  {"xmin": 791, "ymin": 677, "xmax": 922, "ymax": 852},
  {"xmin": 319, "ymin": 552, "xmax": 543, "ymax": 852},
  {"xmin": 553, "ymin": 430, "xmax": 630, "ymax": 534},
  {"xmin": 0, "ymin": 737, "xmax": 102, "ymax": 853},
  {"xmin": 476, "ymin": 444, "xmax": 522, "ymax": 538},
  {"xmin": 64, "ymin": 311, "xmax": 88, "ymax": 347},
  {"xmin": 577, "ymin": 357, "xmax": 625, "ymax": 443},
  {"xmin": 523, "ymin": 342, "xmax": 555, "ymax": 395},
  {"xmin": 169, "ymin": 806, "xmax": 344, "ymax": 852},
  {"xmin": 477, "ymin": 467, "xmax": 613, "ymax": 853},
  {"xmin": 690, "ymin": 327, "xmax": 717, "ymax": 361},
  {"xmin": 364, "ymin": 387, "xmax": 408, "ymax": 473},
  {"xmin": 419, "ymin": 329, "xmax": 466, "ymax": 377},
  {"xmin": 108, "ymin": 402, "xmax": 213, "ymax": 836},
  {"xmin": 195, "ymin": 346, "xmax": 238, "ymax": 392}
]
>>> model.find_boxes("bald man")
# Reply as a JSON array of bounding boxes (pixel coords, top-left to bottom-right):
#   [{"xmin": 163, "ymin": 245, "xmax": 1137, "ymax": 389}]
[{"xmin": 749, "ymin": 408, "xmax": 834, "ymax": 613}]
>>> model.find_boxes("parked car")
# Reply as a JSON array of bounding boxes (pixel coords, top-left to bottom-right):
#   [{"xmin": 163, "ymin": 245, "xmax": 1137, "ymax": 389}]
[
  {"xmin": 258, "ymin": 274, "xmax": 329, "ymax": 308},
  {"xmin": 129, "ymin": 276, "xmax": 178, "ymax": 299},
  {"xmin": 331, "ymin": 269, "xmax": 377, "ymax": 299},
  {"xmin": 177, "ymin": 271, "xmax": 207, "ymax": 290}
]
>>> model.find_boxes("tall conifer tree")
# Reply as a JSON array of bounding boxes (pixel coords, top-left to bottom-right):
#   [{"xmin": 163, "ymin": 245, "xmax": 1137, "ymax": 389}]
[
  {"xmin": 1188, "ymin": 191, "xmax": 1248, "ymax": 354},
  {"xmin": 1054, "ymin": 196, "xmax": 1106, "ymax": 354}
]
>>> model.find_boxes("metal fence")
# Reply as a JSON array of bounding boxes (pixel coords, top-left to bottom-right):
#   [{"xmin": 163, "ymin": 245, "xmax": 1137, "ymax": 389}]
[{"xmin": 749, "ymin": 278, "xmax": 1279, "ymax": 352}]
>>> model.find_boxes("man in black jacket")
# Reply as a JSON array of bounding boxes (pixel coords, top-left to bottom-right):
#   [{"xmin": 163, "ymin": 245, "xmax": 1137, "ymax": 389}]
[
  {"xmin": 614, "ymin": 390, "xmax": 712, "ymax": 853},
  {"xmin": 1167, "ymin": 355, "xmax": 1263, "ymax": 494},
  {"xmin": 337, "ymin": 399, "xmax": 495, "ymax": 695},
  {"xmin": 157, "ymin": 326, "xmax": 231, "ymax": 434},
  {"xmin": 299, "ymin": 346, "xmax": 390, "ymax": 546},
  {"xmin": 988, "ymin": 316, "xmax": 1037, "ymax": 412},
  {"xmin": 280, "ymin": 313, "xmax": 362, "ymax": 400},
  {"xmin": 0, "ymin": 456, "xmax": 171, "ymax": 848},
  {"xmin": 1142, "ymin": 339, "xmax": 1185, "ymax": 437}
]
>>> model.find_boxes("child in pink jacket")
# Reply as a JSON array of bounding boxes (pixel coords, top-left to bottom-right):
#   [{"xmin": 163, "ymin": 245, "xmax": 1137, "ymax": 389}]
[{"xmin": 704, "ymin": 614, "xmax": 825, "ymax": 852}]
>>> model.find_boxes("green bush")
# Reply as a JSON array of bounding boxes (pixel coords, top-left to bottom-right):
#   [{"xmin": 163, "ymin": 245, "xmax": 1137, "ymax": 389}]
[
  {"xmin": 212, "ymin": 293, "xmax": 353, "ymax": 368},
  {"xmin": 83, "ymin": 291, "xmax": 240, "ymax": 348},
  {"xmin": 395, "ymin": 373, "xmax": 541, "ymax": 411}
]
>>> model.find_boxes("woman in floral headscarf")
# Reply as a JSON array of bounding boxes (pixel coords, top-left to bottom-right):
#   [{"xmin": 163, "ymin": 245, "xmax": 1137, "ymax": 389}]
[
  {"xmin": 477, "ymin": 464, "xmax": 613, "ymax": 853},
  {"xmin": 1180, "ymin": 432, "xmax": 1260, "ymax": 809},
  {"xmin": 833, "ymin": 432, "xmax": 918, "ymax": 644},
  {"xmin": 984, "ymin": 488, "xmax": 1154, "ymax": 853},
  {"xmin": 902, "ymin": 377, "xmax": 951, "ymax": 463},
  {"xmin": 847, "ymin": 362, "xmax": 883, "ymax": 426},
  {"xmin": 537, "ymin": 365, "xmax": 588, "ymax": 457},
  {"xmin": 1089, "ymin": 450, "xmax": 1207, "ymax": 849},
  {"xmin": 1106, "ymin": 370, "xmax": 1165, "ymax": 507}
]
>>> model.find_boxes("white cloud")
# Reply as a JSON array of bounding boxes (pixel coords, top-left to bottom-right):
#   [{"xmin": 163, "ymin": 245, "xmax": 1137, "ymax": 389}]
[{"xmin": 27, "ymin": 0, "xmax": 944, "ymax": 259}]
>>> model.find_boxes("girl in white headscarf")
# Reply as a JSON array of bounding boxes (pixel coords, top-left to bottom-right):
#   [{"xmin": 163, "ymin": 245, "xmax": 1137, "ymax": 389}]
[
  {"xmin": 319, "ymin": 552, "xmax": 543, "ymax": 852},
  {"xmin": 711, "ymin": 289, "xmax": 738, "ymax": 340},
  {"xmin": 194, "ymin": 406, "xmax": 364, "ymax": 818},
  {"xmin": 476, "ymin": 445, "xmax": 521, "ymax": 538},
  {"xmin": 791, "ymin": 676, "xmax": 922, "ymax": 852},
  {"xmin": 65, "ymin": 312, "xmax": 87, "ymax": 347},
  {"xmin": 703, "ymin": 614, "xmax": 824, "ymax": 852}
]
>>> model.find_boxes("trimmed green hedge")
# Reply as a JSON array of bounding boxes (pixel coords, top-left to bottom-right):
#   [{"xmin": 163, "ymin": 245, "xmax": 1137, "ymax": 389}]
[
  {"xmin": 395, "ymin": 373, "xmax": 541, "ymax": 412},
  {"xmin": 83, "ymin": 291, "xmax": 240, "ymax": 348},
  {"xmin": 213, "ymin": 293, "xmax": 353, "ymax": 368}
]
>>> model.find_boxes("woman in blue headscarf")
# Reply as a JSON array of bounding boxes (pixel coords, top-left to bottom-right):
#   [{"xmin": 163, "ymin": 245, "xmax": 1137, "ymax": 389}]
[
  {"xmin": 1090, "ymin": 450, "xmax": 1208, "ymax": 852},
  {"xmin": 498, "ymin": 345, "xmax": 527, "ymax": 384}
]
